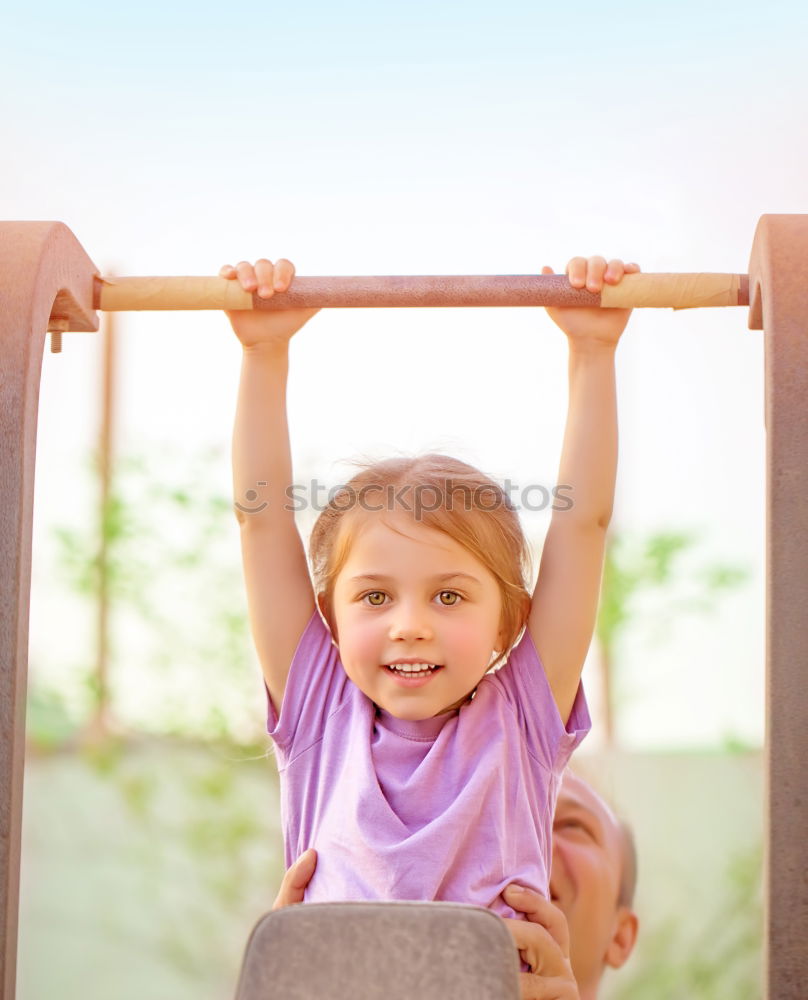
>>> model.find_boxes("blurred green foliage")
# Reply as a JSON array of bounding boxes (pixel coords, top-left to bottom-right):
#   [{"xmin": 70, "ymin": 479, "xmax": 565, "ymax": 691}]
[
  {"xmin": 609, "ymin": 842, "xmax": 762, "ymax": 1000},
  {"xmin": 595, "ymin": 529, "xmax": 749, "ymax": 741},
  {"xmin": 598, "ymin": 529, "xmax": 748, "ymax": 650},
  {"xmin": 21, "ymin": 743, "xmax": 282, "ymax": 999},
  {"xmin": 29, "ymin": 445, "xmax": 262, "ymax": 747}
]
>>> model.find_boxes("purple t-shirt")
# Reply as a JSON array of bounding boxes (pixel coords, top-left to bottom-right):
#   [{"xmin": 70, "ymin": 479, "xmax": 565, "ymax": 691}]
[{"xmin": 267, "ymin": 609, "xmax": 590, "ymax": 921}]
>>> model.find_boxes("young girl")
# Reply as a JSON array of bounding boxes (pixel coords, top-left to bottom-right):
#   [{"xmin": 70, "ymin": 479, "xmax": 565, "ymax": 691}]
[{"xmin": 222, "ymin": 253, "xmax": 638, "ymax": 923}]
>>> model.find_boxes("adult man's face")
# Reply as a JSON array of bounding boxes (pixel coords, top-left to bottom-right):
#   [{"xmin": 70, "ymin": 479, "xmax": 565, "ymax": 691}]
[{"xmin": 550, "ymin": 772, "xmax": 638, "ymax": 997}]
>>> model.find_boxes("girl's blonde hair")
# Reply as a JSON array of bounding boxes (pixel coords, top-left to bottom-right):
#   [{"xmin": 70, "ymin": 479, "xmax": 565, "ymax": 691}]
[{"xmin": 309, "ymin": 454, "xmax": 533, "ymax": 667}]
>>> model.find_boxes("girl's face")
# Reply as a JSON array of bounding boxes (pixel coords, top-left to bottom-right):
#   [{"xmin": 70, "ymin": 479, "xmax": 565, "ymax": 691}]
[{"xmin": 330, "ymin": 511, "xmax": 504, "ymax": 720}]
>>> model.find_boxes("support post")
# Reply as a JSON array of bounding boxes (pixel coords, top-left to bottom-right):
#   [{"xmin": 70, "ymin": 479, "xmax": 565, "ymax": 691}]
[
  {"xmin": 0, "ymin": 222, "xmax": 98, "ymax": 999},
  {"xmin": 748, "ymin": 214, "xmax": 808, "ymax": 998}
]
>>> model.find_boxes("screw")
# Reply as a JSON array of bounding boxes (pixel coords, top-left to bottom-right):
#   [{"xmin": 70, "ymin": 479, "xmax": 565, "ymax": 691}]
[{"xmin": 49, "ymin": 317, "xmax": 69, "ymax": 354}]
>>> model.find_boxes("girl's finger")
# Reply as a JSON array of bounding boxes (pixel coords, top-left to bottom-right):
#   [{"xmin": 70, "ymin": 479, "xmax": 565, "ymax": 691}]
[
  {"xmin": 254, "ymin": 258, "xmax": 276, "ymax": 298},
  {"xmin": 273, "ymin": 257, "xmax": 296, "ymax": 291},
  {"xmin": 235, "ymin": 260, "xmax": 258, "ymax": 292},
  {"xmin": 541, "ymin": 266, "xmax": 555, "ymax": 275},
  {"xmin": 604, "ymin": 258, "xmax": 625, "ymax": 284},
  {"xmin": 586, "ymin": 255, "xmax": 608, "ymax": 292},
  {"xmin": 626, "ymin": 261, "xmax": 641, "ymax": 272},
  {"xmin": 219, "ymin": 264, "xmax": 236, "ymax": 278},
  {"xmin": 567, "ymin": 257, "xmax": 588, "ymax": 289}
]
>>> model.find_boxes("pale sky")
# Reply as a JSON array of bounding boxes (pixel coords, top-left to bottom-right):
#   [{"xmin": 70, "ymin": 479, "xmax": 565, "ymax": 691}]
[{"xmin": 4, "ymin": 0, "xmax": 807, "ymax": 747}]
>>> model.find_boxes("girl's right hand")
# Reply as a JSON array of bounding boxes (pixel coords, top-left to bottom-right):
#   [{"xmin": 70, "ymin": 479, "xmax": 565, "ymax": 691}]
[{"xmin": 221, "ymin": 257, "xmax": 320, "ymax": 351}]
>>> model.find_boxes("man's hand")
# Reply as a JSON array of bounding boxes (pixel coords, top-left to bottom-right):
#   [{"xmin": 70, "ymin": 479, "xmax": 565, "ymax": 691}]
[
  {"xmin": 502, "ymin": 885, "xmax": 580, "ymax": 1000},
  {"xmin": 272, "ymin": 848, "xmax": 317, "ymax": 910}
]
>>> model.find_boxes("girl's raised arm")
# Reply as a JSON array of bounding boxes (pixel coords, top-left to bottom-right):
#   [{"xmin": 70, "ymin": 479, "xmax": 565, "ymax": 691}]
[
  {"xmin": 226, "ymin": 258, "xmax": 319, "ymax": 715},
  {"xmin": 528, "ymin": 257, "xmax": 638, "ymax": 724}
]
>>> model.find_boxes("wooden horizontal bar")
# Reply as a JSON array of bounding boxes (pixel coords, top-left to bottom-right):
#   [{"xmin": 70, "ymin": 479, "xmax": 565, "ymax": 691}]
[{"xmin": 95, "ymin": 273, "xmax": 749, "ymax": 312}]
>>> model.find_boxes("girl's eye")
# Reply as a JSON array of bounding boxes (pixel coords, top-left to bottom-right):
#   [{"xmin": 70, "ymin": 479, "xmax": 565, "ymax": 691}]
[
  {"xmin": 437, "ymin": 591, "xmax": 461, "ymax": 606},
  {"xmin": 364, "ymin": 592, "xmax": 386, "ymax": 606}
]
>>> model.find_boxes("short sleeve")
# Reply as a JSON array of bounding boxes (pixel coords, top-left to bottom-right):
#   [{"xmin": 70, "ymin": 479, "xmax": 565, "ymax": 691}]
[
  {"xmin": 488, "ymin": 627, "xmax": 590, "ymax": 772},
  {"xmin": 266, "ymin": 609, "xmax": 350, "ymax": 763}
]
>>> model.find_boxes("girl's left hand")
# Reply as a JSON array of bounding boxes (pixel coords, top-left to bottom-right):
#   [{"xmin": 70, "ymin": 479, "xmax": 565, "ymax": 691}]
[{"xmin": 542, "ymin": 257, "xmax": 641, "ymax": 348}]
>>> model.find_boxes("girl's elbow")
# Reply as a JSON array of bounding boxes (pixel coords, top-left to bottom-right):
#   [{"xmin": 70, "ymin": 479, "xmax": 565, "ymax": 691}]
[{"xmin": 597, "ymin": 506, "xmax": 614, "ymax": 532}]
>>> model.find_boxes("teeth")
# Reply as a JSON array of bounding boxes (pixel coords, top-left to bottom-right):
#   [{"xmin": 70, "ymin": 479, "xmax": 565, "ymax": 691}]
[{"xmin": 386, "ymin": 663, "xmax": 438, "ymax": 673}]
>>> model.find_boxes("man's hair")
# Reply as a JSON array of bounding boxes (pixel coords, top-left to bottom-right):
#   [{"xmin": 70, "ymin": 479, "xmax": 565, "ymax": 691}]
[{"xmin": 617, "ymin": 819, "xmax": 638, "ymax": 908}]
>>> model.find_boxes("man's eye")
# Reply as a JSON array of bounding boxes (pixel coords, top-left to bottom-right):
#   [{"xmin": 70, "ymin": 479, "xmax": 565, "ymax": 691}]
[
  {"xmin": 437, "ymin": 591, "xmax": 461, "ymax": 606},
  {"xmin": 556, "ymin": 818, "xmax": 590, "ymax": 835},
  {"xmin": 364, "ymin": 592, "xmax": 386, "ymax": 606}
]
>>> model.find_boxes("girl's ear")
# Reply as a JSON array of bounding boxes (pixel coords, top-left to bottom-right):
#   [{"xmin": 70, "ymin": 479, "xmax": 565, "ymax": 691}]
[
  {"xmin": 497, "ymin": 611, "xmax": 509, "ymax": 651},
  {"xmin": 317, "ymin": 594, "xmax": 339, "ymax": 645},
  {"xmin": 500, "ymin": 592, "xmax": 530, "ymax": 651}
]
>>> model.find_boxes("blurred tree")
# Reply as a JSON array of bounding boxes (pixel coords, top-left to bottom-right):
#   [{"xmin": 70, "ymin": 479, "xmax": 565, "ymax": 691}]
[
  {"xmin": 38, "ymin": 446, "xmax": 257, "ymax": 746},
  {"xmin": 608, "ymin": 841, "xmax": 762, "ymax": 1000},
  {"xmin": 595, "ymin": 530, "xmax": 748, "ymax": 745}
]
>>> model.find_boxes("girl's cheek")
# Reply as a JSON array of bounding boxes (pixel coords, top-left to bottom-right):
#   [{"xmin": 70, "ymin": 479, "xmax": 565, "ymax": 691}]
[
  {"xmin": 448, "ymin": 616, "xmax": 487, "ymax": 649},
  {"xmin": 341, "ymin": 616, "xmax": 380, "ymax": 660},
  {"xmin": 449, "ymin": 620, "xmax": 500, "ymax": 669}
]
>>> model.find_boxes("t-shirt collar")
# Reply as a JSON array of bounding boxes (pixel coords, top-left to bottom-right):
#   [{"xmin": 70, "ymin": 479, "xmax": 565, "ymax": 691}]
[{"xmin": 374, "ymin": 705, "xmax": 456, "ymax": 740}]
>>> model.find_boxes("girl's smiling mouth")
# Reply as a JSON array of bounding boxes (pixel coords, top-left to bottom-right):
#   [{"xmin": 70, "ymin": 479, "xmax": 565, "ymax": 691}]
[{"xmin": 384, "ymin": 662, "xmax": 444, "ymax": 684}]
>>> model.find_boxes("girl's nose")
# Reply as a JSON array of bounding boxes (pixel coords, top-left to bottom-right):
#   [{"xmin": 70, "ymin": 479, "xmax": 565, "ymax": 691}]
[{"xmin": 388, "ymin": 605, "xmax": 433, "ymax": 641}]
